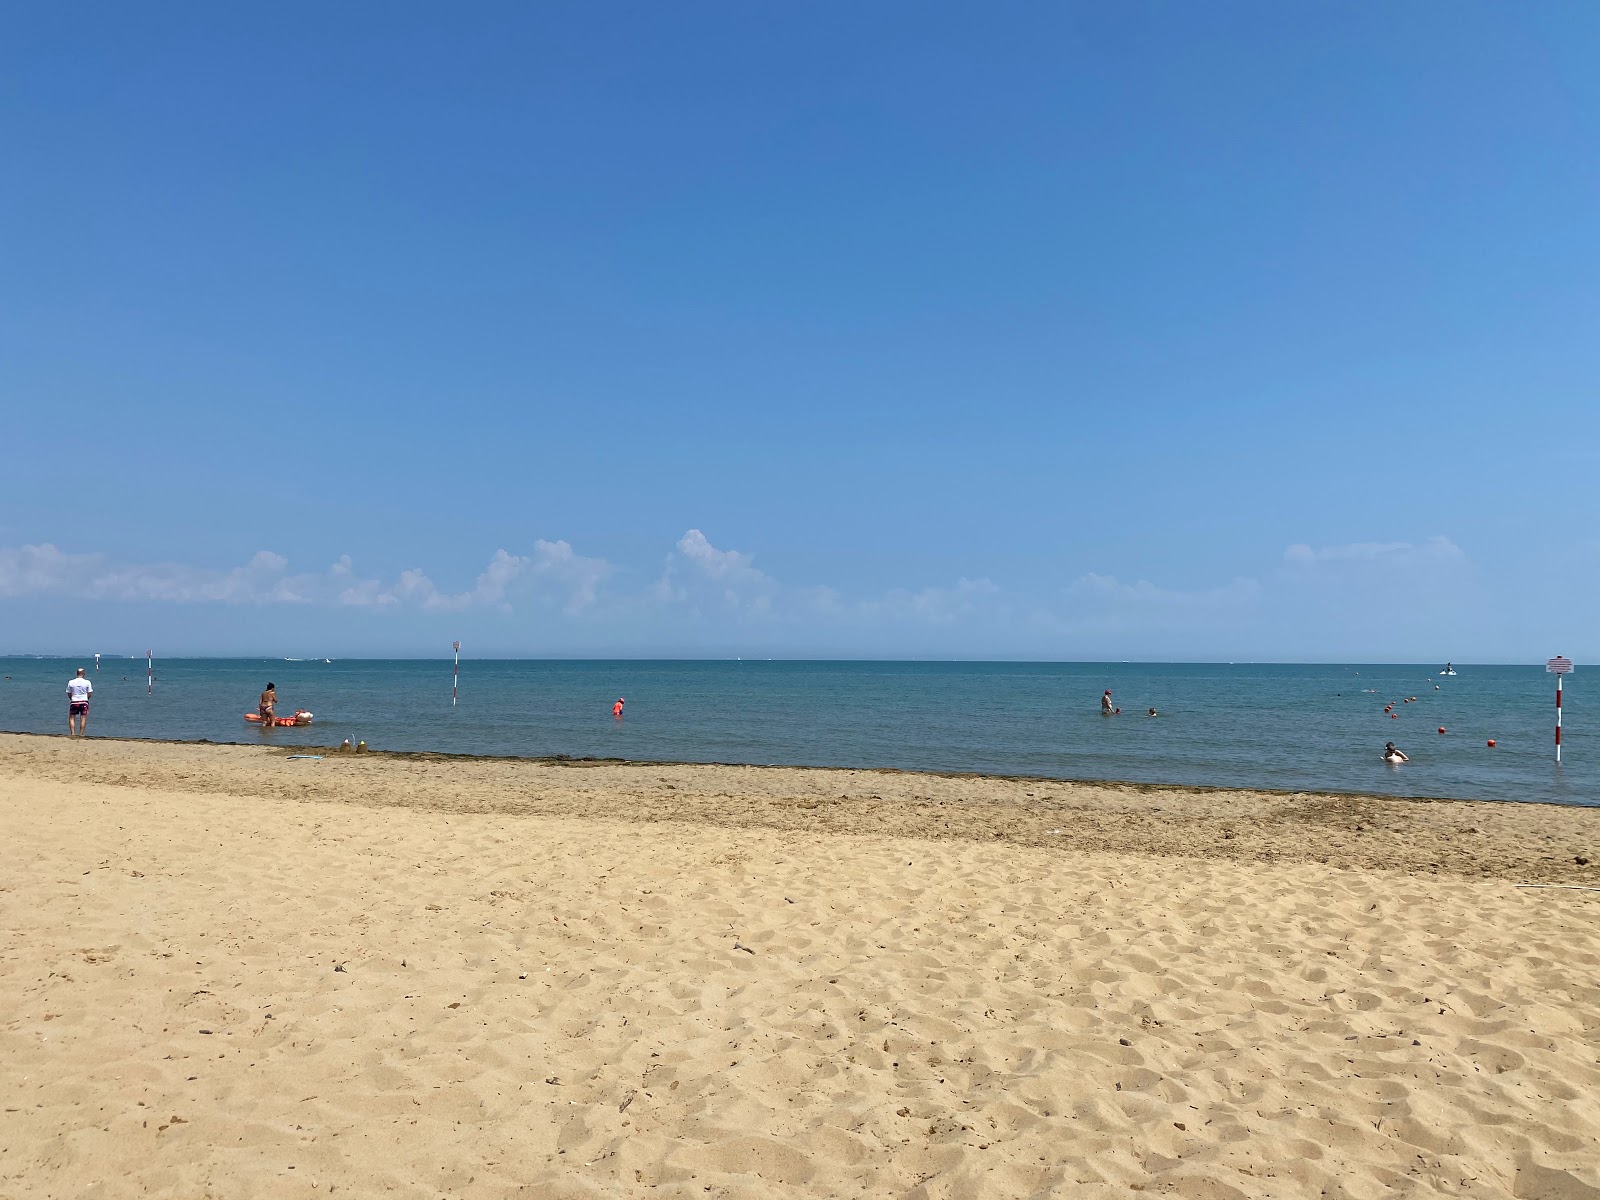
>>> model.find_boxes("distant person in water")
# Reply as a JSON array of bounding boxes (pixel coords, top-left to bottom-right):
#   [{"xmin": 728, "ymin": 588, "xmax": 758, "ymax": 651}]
[
  {"xmin": 67, "ymin": 668, "xmax": 93, "ymax": 737},
  {"xmin": 259, "ymin": 683, "xmax": 278, "ymax": 728},
  {"xmin": 1383, "ymin": 741, "xmax": 1408, "ymax": 764},
  {"xmin": 613, "ymin": 697, "xmax": 625, "ymax": 718},
  {"xmin": 1147, "ymin": 707, "xmax": 1158, "ymax": 717},
  {"xmin": 1101, "ymin": 690, "xmax": 1119, "ymax": 715}
]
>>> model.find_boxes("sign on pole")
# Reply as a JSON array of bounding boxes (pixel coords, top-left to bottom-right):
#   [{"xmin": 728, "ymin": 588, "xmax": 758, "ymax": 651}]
[
  {"xmin": 1547, "ymin": 657, "xmax": 1574, "ymax": 764},
  {"xmin": 452, "ymin": 641, "xmax": 461, "ymax": 707}
]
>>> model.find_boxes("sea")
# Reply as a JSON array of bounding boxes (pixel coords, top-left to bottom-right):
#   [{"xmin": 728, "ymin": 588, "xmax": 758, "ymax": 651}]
[{"xmin": 1, "ymin": 658, "xmax": 1591, "ymax": 807}]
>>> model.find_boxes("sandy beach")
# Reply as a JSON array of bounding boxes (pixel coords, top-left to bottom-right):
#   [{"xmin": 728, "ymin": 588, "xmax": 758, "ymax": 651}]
[{"xmin": 2, "ymin": 734, "xmax": 1597, "ymax": 1199}]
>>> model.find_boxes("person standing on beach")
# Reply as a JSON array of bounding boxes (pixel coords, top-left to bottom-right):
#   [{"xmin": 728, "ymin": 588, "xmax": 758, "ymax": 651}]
[
  {"xmin": 66, "ymin": 668, "xmax": 92, "ymax": 737},
  {"xmin": 259, "ymin": 682, "xmax": 278, "ymax": 728}
]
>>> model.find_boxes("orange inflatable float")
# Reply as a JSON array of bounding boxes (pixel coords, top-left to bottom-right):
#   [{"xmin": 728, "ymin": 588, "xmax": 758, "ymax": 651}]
[{"xmin": 245, "ymin": 710, "xmax": 314, "ymax": 727}]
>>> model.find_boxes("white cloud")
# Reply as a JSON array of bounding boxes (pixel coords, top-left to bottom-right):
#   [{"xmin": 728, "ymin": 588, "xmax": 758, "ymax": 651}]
[
  {"xmin": 0, "ymin": 544, "xmax": 313, "ymax": 605},
  {"xmin": 1041, "ymin": 572, "xmax": 1262, "ymax": 636},
  {"xmin": 1283, "ymin": 536, "xmax": 1465, "ymax": 567},
  {"xmin": 0, "ymin": 541, "xmax": 612, "ymax": 614},
  {"xmin": 0, "ymin": 531, "xmax": 1314, "ymax": 651},
  {"xmin": 654, "ymin": 529, "xmax": 779, "ymax": 610},
  {"xmin": 1068, "ymin": 572, "xmax": 1261, "ymax": 609},
  {"xmin": 865, "ymin": 577, "xmax": 1002, "ymax": 625}
]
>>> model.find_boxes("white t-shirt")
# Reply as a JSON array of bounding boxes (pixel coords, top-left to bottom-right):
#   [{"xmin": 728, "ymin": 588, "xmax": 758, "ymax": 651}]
[{"xmin": 67, "ymin": 677, "xmax": 93, "ymax": 703}]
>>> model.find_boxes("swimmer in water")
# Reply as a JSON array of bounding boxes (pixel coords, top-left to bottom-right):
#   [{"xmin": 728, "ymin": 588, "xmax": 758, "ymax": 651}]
[
  {"xmin": 1147, "ymin": 707, "xmax": 1158, "ymax": 717},
  {"xmin": 1383, "ymin": 741, "xmax": 1408, "ymax": 764},
  {"xmin": 1101, "ymin": 689, "xmax": 1115, "ymax": 715},
  {"xmin": 613, "ymin": 697, "xmax": 625, "ymax": 718}
]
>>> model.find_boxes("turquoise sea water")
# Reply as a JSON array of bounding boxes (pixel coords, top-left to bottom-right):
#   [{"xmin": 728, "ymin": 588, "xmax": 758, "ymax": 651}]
[{"xmin": 1, "ymin": 658, "xmax": 1590, "ymax": 806}]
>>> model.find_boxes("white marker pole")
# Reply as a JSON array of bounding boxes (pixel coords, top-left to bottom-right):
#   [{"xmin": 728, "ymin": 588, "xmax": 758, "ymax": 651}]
[
  {"xmin": 1547, "ymin": 655, "xmax": 1574, "ymax": 764},
  {"xmin": 453, "ymin": 640, "xmax": 460, "ymax": 707},
  {"xmin": 95, "ymin": 653, "xmax": 100, "ymax": 672},
  {"xmin": 147, "ymin": 649, "xmax": 153, "ymax": 696}
]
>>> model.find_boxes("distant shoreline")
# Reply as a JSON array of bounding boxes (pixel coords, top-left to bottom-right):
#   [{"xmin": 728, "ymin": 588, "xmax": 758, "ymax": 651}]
[
  {"xmin": 4, "ymin": 727, "xmax": 1595, "ymax": 817},
  {"xmin": 6, "ymin": 729, "xmax": 1593, "ymax": 870},
  {"xmin": 0, "ymin": 654, "xmax": 1556, "ymax": 666}
]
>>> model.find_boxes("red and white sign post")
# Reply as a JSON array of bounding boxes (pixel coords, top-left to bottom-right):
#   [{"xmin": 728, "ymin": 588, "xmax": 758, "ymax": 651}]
[
  {"xmin": 452, "ymin": 641, "xmax": 461, "ymax": 707},
  {"xmin": 1547, "ymin": 656, "xmax": 1574, "ymax": 763},
  {"xmin": 147, "ymin": 649, "xmax": 153, "ymax": 696}
]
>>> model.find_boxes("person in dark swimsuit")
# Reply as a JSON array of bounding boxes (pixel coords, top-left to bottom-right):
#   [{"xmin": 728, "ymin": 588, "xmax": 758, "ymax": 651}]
[{"xmin": 259, "ymin": 683, "xmax": 278, "ymax": 728}]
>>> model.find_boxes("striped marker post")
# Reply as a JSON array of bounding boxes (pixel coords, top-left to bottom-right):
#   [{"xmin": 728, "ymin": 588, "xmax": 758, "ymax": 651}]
[
  {"xmin": 453, "ymin": 641, "xmax": 460, "ymax": 707},
  {"xmin": 1548, "ymin": 656, "xmax": 1574, "ymax": 764},
  {"xmin": 147, "ymin": 649, "xmax": 153, "ymax": 696}
]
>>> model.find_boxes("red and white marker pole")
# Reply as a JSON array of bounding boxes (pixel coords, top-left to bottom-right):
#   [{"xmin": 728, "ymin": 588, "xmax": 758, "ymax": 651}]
[
  {"xmin": 453, "ymin": 640, "xmax": 460, "ymax": 707},
  {"xmin": 1547, "ymin": 655, "xmax": 1574, "ymax": 764},
  {"xmin": 147, "ymin": 649, "xmax": 153, "ymax": 696}
]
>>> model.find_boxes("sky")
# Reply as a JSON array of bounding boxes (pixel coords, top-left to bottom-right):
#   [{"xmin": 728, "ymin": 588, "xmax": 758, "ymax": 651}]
[{"xmin": 4, "ymin": 2, "xmax": 1598, "ymax": 661}]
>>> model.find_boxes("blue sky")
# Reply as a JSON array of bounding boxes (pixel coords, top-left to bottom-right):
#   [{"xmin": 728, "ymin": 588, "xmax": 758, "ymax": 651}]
[{"xmin": 4, "ymin": 3, "xmax": 1598, "ymax": 660}]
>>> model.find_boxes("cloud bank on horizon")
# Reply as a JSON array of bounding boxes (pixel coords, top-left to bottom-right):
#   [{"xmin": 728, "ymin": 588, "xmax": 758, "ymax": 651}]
[{"xmin": 1, "ymin": 529, "xmax": 1521, "ymax": 661}]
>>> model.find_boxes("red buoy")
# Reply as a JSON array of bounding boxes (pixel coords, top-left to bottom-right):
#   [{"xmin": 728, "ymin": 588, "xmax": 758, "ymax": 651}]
[
  {"xmin": 1438, "ymin": 727, "xmax": 1446, "ymax": 734},
  {"xmin": 1487, "ymin": 739, "xmax": 1496, "ymax": 748}
]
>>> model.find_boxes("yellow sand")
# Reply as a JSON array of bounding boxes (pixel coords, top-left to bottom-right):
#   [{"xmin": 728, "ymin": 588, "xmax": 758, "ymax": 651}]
[{"xmin": 2, "ymin": 735, "xmax": 1597, "ymax": 1199}]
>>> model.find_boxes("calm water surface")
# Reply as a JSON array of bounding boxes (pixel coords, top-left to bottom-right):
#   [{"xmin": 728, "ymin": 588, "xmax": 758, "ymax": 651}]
[{"xmin": 1, "ymin": 658, "xmax": 1591, "ymax": 806}]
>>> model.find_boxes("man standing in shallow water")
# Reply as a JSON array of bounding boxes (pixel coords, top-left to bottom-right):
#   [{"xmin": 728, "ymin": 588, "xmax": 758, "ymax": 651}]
[{"xmin": 67, "ymin": 668, "xmax": 92, "ymax": 737}]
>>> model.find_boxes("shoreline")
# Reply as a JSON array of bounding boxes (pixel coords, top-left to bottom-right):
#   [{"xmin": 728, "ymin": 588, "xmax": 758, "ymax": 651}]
[
  {"xmin": 5, "ymin": 733, "xmax": 1595, "ymax": 885},
  {"xmin": 3, "ymin": 727, "xmax": 1588, "ymax": 812}
]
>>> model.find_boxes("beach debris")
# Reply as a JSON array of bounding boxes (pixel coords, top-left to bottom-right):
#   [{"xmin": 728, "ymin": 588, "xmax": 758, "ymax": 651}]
[
  {"xmin": 356, "ymin": 741, "xmax": 368, "ymax": 752},
  {"xmin": 286, "ymin": 754, "xmax": 323, "ymax": 761},
  {"xmin": 333, "ymin": 963, "xmax": 347, "ymax": 973},
  {"xmin": 619, "ymin": 1091, "xmax": 636, "ymax": 1114},
  {"xmin": 545, "ymin": 1076, "xmax": 560, "ymax": 1085},
  {"xmin": 1577, "ymin": 855, "xmax": 1590, "ymax": 866},
  {"xmin": 732, "ymin": 941, "xmax": 756, "ymax": 954},
  {"xmin": 1515, "ymin": 883, "xmax": 1600, "ymax": 892}
]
